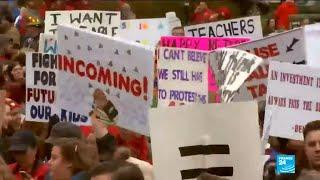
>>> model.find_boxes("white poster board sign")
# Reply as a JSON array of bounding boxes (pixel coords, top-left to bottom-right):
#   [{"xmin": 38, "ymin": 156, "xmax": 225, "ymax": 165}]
[
  {"xmin": 55, "ymin": 25, "xmax": 153, "ymax": 135},
  {"xmin": 119, "ymin": 18, "xmax": 170, "ymax": 48},
  {"xmin": 209, "ymin": 48, "xmax": 263, "ymax": 102},
  {"xmin": 38, "ymin": 33, "xmax": 57, "ymax": 54},
  {"xmin": 150, "ymin": 101, "xmax": 262, "ymax": 180},
  {"xmin": 265, "ymin": 61, "xmax": 320, "ymax": 140},
  {"xmin": 305, "ymin": 23, "xmax": 320, "ymax": 68},
  {"xmin": 158, "ymin": 47, "xmax": 208, "ymax": 107},
  {"xmin": 45, "ymin": 10, "xmax": 120, "ymax": 36},
  {"xmin": 232, "ymin": 28, "xmax": 306, "ymax": 103},
  {"xmin": 184, "ymin": 16, "xmax": 263, "ymax": 41},
  {"xmin": 26, "ymin": 53, "xmax": 59, "ymax": 122}
]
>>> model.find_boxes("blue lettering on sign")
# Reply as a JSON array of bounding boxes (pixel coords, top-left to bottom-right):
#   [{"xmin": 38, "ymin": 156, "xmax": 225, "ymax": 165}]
[
  {"xmin": 44, "ymin": 39, "xmax": 57, "ymax": 54},
  {"xmin": 276, "ymin": 155, "xmax": 295, "ymax": 174}
]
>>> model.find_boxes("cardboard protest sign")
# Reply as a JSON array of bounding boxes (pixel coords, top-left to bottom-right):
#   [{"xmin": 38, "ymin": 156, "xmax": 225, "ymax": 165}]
[
  {"xmin": 26, "ymin": 53, "xmax": 59, "ymax": 122},
  {"xmin": 150, "ymin": 101, "xmax": 262, "ymax": 180},
  {"xmin": 304, "ymin": 23, "xmax": 320, "ymax": 68},
  {"xmin": 38, "ymin": 33, "xmax": 57, "ymax": 54},
  {"xmin": 160, "ymin": 36, "xmax": 250, "ymax": 93},
  {"xmin": 265, "ymin": 61, "xmax": 320, "ymax": 140},
  {"xmin": 232, "ymin": 28, "xmax": 306, "ymax": 103},
  {"xmin": 119, "ymin": 18, "xmax": 170, "ymax": 47},
  {"xmin": 158, "ymin": 47, "xmax": 208, "ymax": 107},
  {"xmin": 56, "ymin": 25, "xmax": 154, "ymax": 135},
  {"xmin": 184, "ymin": 16, "xmax": 263, "ymax": 41},
  {"xmin": 45, "ymin": 11, "xmax": 120, "ymax": 36},
  {"xmin": 209, "ymin": 48, "xmax": 263, "ymax": 102}
]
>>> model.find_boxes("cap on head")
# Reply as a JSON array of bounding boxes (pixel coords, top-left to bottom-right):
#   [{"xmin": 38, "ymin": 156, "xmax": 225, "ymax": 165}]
[
  {"xmin": 45, "ymin": 122, "xmax": 83, "ymax": 144},
  {"xmin": 9, "ymin": 130, "xmax": 37, "ymax": 152}
]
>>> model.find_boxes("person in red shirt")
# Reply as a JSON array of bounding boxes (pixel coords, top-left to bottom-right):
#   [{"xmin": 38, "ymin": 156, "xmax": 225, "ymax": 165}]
[
  {"xmin": 8, "ymin": 130, "xmax": 49, "ymax": 180},
  {"xmin": 190, "ymin": 1, "xmax": 218, "ymax": 25},
  {"xmin": 274, "ymin": 0, "xmax": 299, "ymax": 30}
]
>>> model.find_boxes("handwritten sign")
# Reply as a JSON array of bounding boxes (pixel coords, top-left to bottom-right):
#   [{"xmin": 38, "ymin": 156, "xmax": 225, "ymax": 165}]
[
  {"xmin": 38, "ymin": 33, "xmax": 57, "ymax": 54},
  {"xmin": 26, "ymin": 53, "xmax": 59, "ymax": 122},
  {"xmin": 232, "ymin": 28, "xmax": 305, "ymax": 103},
  {"xmin": 56, "ymin": 25, "xmax": 154, "ymax": 135},
  {"xmin": 158, "ymin": 47, "xmax": 208, "ymax": 107},
  {"xmin": 184, "ymin": 16, "xmax": 263, "ymax": 41},
  {"xmin": 209, "ymin": 48, "xmax": 263, "ymax": 102},
  {"xmin": 150, "ymin": 101, "xmax": 262, "ymax": 180},
  {"xmin": 161, "ymin": 36, "xmax": 249, "ymax": 98},
  {"xmin": 119, "ymin": 18, "xmax": 170, "ymax": 47},
  {"xmin": 45, "ymin": 10, "xmax": 120, "ymax": 36},
  {"xmin": 265, "ymin": 61, "xmax": 320, "ymax": 140}
]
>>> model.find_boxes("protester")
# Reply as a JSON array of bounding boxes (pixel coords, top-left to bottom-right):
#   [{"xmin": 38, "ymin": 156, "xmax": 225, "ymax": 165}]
[
  {"xmin": 8, "ymin": 130, "xmax": 49, "ymax": 180},
  {"xmin": 297, "ymin": 120, "xmax": 320, "ymax": 179},
  {"xmin": 46, "ymin": 113, "xmax": 116, "ymax": 161},
  {"xmin": 119, "ymin": 1, "xmax": 136, "ymax": 20},
  {"xmin": 274, "ymin": 0, "xmax": 298, "ymax": 30},
  {"xmin": 48, "ymin": 138, "xmax": 98, "ymax": 180},
  {"xmin": 0, "ymin": 156, "xmax": 14, "ymax": 180},
  {"xmin": 89, "ymin": 160, "xmax": 144, "ymax": 180},
  {"xmin": 190, "ymin": 1, "xmax": 218, "ymax": 25},
  {"xmin": 114, "ymin": 146, "xmax": 154, "ymax": 180}
]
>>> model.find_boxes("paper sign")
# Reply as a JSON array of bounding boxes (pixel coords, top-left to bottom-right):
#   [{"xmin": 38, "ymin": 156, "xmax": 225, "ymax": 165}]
[
  {"xmin": 232, "ymin": 28, "xmax": 306, "ymax": 103},
  {"xmin": 45, "ymin": 10, "xmax": 120, "ymax": 36},
  {"xmin": 150, "ymin": 101, "xmax": 262, "ymax": 180},
  {"xmin": 160, "ymin": 36, "xmax": 250, "ymax": 97},
  {"xmin": 56, "ymin": 25, "xmax": 154, "ymax": 135},
  {"xmin": 265, "ymin": 61, "xmax": 320, "ymax": 140},
  {"xmin": 184, "ymin": 16, "xmax": 263, "ymax": 41},
  {"xmin": 161, "ymin": 36, "xmax": 249, "ymax": 51},
  {"xmin": 158, "ymin": 47, "xmax": 208, "ymax": 107},
  {"xmin": 26, "ymin": 53, "xmax": 59, "ymax": 122},
  {"xmin": 119, "ymin": 18, "xmax": 170, "ymax": 47},
  {"xmin": 304, "ymin": 23, "xmax": 320, "ymax": 68},
  {"xmin": 209, "ymin": 48, "xmax": 263, "ymax": 102},
  {"xmin": 38, "ymin": 33, "xmax": 57, "ymax": 54}
]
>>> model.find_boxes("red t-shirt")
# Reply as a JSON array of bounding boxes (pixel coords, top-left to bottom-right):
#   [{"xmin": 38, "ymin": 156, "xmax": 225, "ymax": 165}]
[
  {"xmin": 9, "ymin": 162, "xmax": 49, "ymax": 180},
  {"xmin": 274, "ymin": 2, "xmax": 298, "ymax": 30}
]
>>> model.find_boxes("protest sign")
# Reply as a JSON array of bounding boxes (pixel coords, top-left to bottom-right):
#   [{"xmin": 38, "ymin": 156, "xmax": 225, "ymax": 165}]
[
  {"xmin": 26, "ymin": 53, "xmax": 59, "ymax": 122},
  {"xmin": 232, "ymin": 28, "xmax": 306, "ymax": 103},
  {"xmin": 158, "ymin": 47, "xmax": 208, "ymax": 107},
  {"xmin": 184, "ymin": 16, "xmax": 263, "ymax": 40},
  {"xmin": 150, "ymin": 101, "xmax": 262, "ymax": 180},
  {"xmin": 160, "ymin": 36, "xmax": 249, "ymax": 98},
  {"xmin": 209, "ymin": 48, "xmax": 263, "ymax": 103},
  {"xmin": 160, "ymin": 36, "xmax": 249, "ymax": 51},
  {"xmin": 45, "ymin": 10, "xmax": 120, "ymax": 36},
  {"xmin": 119, "ymin": 18, "xmax": 170, "ymax": 47},
  {"xmin": 38, "ymin": 33, "xmax": 57, "ymax": 54},
  {"xmin": 304, "ymin": 23, "xmax": 320, "ymax": 68},
  {"xmin": 265, "ymin": 61, "xmax": 320, "ymax": 140},
  {"xmin": 56, "ymin": 25, "xmax": 154, "ymax": 135}
]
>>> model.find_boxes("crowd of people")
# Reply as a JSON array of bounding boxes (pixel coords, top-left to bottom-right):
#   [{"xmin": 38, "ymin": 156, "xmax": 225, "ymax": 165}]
[{"xmin": 0, "ymin": 0, "xmax": 319, "ymax": 180}]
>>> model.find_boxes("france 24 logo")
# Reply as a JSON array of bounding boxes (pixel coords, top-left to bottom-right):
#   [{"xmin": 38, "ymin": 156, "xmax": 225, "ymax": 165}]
[{"xmin": 276, "ymin": 155, "xmax": 295, "ymax": 174}]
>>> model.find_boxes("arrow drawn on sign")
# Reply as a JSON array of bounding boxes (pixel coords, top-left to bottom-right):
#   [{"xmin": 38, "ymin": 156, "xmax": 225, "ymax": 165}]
[
  {"xmin": 286, "ymin": 38, "xmax": 299, "ymax": 53},
  {"xmin": 293, "ymin": 60, "xmax": 306, "ymax": 65}
]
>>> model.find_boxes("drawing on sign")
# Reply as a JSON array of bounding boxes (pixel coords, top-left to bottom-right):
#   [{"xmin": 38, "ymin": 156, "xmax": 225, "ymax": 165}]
[
  {"xmin": 179, "ymin": 145, "xmax": 233, "ymax": 179},
  {"xmin": 210, "ymin": 48, "xmax": 263, "ymax": 102},
  {"xmin": 231, "ymin": 28, "xmax": 306, "ymax": 103}
]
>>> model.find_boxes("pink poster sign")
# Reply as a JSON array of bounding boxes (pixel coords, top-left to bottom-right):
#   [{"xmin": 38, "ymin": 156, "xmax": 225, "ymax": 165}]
[{"xmin": 160, "ymin": 36, "xmax": 250, "ymax": 93}]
